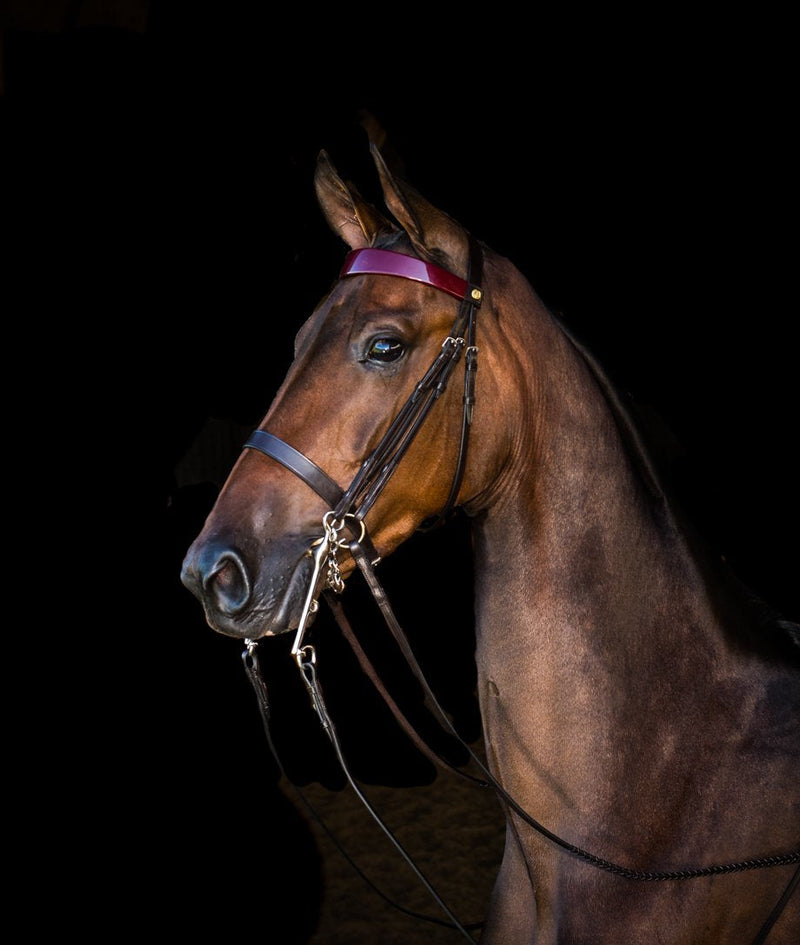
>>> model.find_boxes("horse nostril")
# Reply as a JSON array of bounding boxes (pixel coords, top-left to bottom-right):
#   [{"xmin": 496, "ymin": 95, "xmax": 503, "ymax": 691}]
[{"xmin": 203, "ymin": 552, "xmax": 252, "ymax": 616}]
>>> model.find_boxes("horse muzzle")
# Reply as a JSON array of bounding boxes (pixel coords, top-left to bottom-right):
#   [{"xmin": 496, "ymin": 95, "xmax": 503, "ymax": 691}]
[{"xmin": 180, "ymin": 534, "xmax": 321, "ymax": 639}]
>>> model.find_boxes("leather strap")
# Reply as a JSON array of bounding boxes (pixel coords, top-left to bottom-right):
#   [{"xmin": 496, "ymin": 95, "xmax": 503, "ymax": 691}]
[
  {"xmin": 750, "ymin": 864, "xmax": 800, "ymax": 944},
  {"xmin": 421, "ymin": 236, "xmax": 484, "ymax": 530},
  {"xmin": 245, "ymin": 430, "xmax": 344, "ymax": 508},
  {"xmin": 244, "ymin": 430, "xmax": 380, "ymax": 563},
  {"xmin": 324, "ymin": 592, "xmax": 485, "ymax": 783},
  {"xmin": 341, "ymin": 247, "xmax": 482, "ymax": 304}
]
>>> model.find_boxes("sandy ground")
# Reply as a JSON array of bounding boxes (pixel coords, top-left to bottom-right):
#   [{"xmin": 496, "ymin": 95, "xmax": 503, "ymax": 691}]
[{"xmin": 290, "ymin": 763, "xmax": 506, "ymax": 945}]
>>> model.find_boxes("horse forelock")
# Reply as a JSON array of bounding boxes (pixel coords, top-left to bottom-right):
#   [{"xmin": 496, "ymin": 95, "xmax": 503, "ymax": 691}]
[
  {"xmin": 371, "ymin": 229, "xmax": 414, "ymax": 254},
  {"xmin": 366, "ymin": 223, "xmax": 469, "ymax": 281}
]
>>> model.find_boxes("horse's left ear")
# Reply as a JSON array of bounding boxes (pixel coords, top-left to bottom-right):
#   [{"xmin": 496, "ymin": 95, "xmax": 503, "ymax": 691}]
[{"xmin": 370, "ymin": 141, "xmax": 470, "ymax": 276}]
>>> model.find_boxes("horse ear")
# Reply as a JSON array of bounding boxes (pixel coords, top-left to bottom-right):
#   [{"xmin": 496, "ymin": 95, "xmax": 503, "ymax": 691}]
[
  {"xmin": 370, "ymin": 141, "xmax": 469, "ymax": 273},
  {"xmin": 314, "ymin": 150, "xmax": 396, "ymax": 249}
]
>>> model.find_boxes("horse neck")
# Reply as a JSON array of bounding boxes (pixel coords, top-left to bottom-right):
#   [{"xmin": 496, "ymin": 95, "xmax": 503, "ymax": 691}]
[
  {"xmin": 464, "ymin": 267, "xmax": 798, "ymax": 873},
  {"xmin": 470, "ymin": 287, "xmax": 729, "ymax": 692}
]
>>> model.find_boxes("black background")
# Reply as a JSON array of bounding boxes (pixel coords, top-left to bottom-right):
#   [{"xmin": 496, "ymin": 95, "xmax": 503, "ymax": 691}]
[{"xmin": 4, "ymin": 5, "xmax": 796, "ymax": 942}]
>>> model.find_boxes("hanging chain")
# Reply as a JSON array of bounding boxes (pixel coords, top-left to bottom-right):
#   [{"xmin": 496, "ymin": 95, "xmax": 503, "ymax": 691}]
[
  {"xmin": 322, "ymin": 511, "xmax": 346, "ymax": 594},
  {"xmin": 321, "ymin": 511, "xmax": 365, "ymax": 594}
]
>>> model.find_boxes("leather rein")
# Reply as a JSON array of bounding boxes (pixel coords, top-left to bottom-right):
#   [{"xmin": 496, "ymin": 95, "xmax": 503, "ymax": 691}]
[{"xmin": 239, "ymin": 241, "xmax": 799, "ymax": 942}]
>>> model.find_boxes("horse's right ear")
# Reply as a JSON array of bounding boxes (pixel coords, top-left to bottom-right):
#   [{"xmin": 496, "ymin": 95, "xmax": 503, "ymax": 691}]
[{"xmin": 314, "ymin": 150, "xmax": 396, "ymax": 249}]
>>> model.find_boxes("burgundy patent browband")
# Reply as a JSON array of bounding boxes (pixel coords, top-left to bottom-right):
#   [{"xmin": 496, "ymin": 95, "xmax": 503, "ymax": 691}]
[{"xmin": 341, "ymin": 248, "xmax": 482, "ymax": 305}]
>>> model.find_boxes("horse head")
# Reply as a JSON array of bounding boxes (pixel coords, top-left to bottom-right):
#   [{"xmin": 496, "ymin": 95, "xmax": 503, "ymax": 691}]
[{"xmin": 181, "ymin": 144, "xmax": 506, "ymax": 640}]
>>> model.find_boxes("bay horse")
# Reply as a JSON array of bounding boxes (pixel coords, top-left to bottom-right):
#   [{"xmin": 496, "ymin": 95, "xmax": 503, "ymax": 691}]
[{"xmin": 181, "ymin": 141, "xmax": 799, "ymax": 943}]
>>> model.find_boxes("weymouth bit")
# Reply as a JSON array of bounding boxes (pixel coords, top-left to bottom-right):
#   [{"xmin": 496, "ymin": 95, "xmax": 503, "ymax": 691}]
[{"xmin": 291, "ymin": 511, "xmax": 365, "ymax": 660}]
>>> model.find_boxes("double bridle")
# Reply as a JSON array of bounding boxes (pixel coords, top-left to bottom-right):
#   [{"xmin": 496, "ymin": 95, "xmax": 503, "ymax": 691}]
[
  {"xmin": 239, "ymin": 241, "xmax": 799, "ymax": 943},
  {"xmin": 246, "ymin": 240, "xmax": 483, "ymax": 557}
]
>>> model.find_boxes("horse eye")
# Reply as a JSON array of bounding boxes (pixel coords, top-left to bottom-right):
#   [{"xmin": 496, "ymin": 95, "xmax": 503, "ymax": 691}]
[{"xmin": 366, "ymin": 337, "xmax": 404, "ymax": 363}]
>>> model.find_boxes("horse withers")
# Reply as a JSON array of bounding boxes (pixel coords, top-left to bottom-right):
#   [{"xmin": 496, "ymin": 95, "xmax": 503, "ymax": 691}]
[{"xmin": 181, "ymin": 141, "xmax": 799, "ymax": 943}]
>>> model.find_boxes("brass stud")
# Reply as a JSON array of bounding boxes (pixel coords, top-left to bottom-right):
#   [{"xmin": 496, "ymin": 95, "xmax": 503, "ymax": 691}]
[{"xmin": 471, "ymin": 288, "xmax": 482, "ymax": 301}]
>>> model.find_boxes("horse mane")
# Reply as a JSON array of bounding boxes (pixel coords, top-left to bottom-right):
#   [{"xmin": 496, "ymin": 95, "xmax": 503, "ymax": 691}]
[
  {"xmin": 554, "ymin": 314, "xmax": 800, "ymax": 664},
  {"xmin": 555, "ymin": 315, "xmax": 670, "ymax": 510}
]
